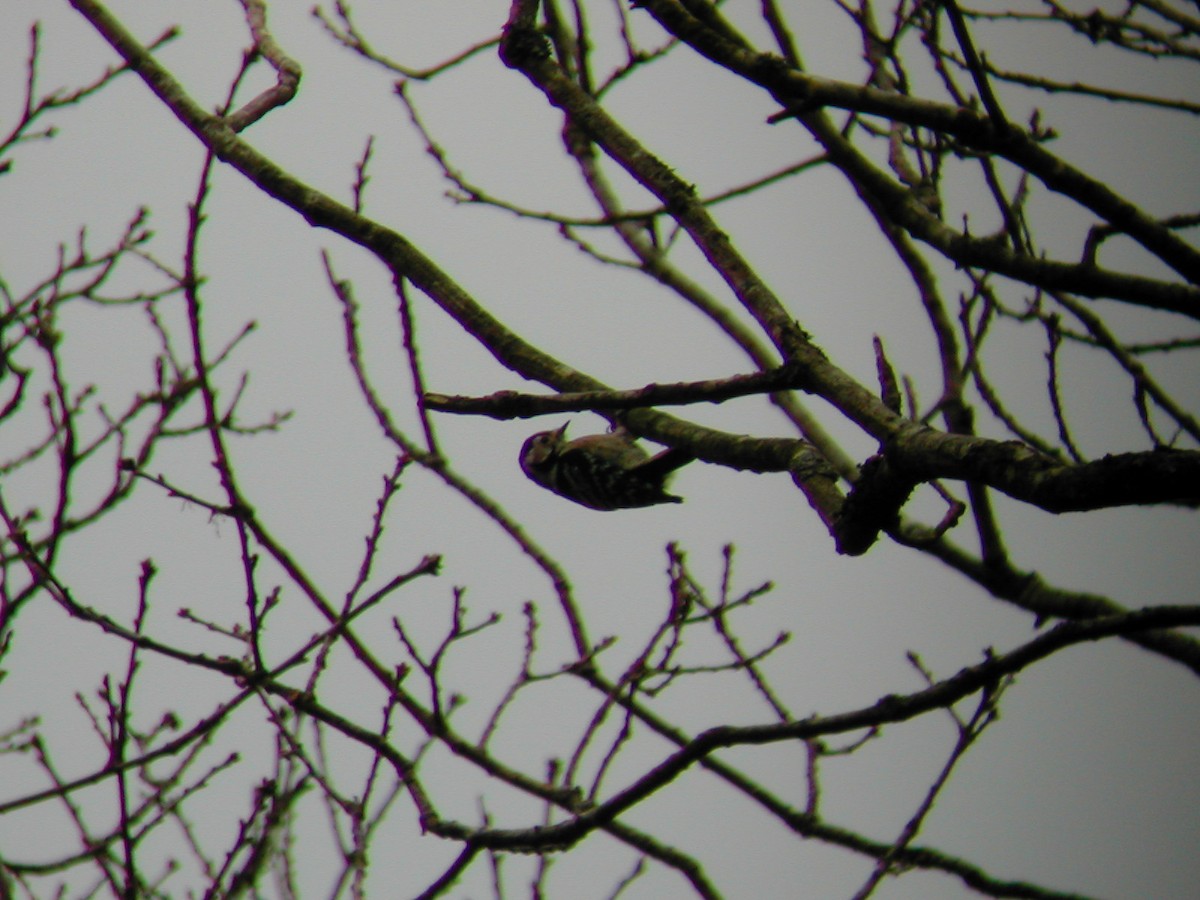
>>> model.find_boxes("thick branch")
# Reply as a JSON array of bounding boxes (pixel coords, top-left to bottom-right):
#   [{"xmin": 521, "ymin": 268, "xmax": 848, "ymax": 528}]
[
  {"xmin": 635, "ymin": 0, "xmax": 1200, "ymax": 311},
  {"xmin": 888, "ymin": 430, "xmax": 1200, "ymax": 512}
]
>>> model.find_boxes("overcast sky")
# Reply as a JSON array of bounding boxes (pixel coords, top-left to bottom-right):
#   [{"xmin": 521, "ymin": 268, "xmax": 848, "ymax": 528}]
[{"xmin": 1, "ymin": 2, "xmax": 1198, "ymax": 898}]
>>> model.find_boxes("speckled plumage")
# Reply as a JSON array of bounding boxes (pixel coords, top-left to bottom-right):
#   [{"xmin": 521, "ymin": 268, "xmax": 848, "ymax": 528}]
[{"xmin": 519, "ymin": 424, "xmax": 693, "ymax": 510}]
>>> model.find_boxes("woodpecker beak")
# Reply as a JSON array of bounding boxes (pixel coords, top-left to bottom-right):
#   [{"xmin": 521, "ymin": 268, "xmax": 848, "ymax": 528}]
[{"xmin": 554, "ymin": 422, "xmax": 570, "ymax": 440}]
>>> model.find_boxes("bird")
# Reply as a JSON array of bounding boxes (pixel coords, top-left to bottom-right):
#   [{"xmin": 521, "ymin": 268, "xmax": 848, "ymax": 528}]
[{"xmin": 519, "ymin": 423, "xmax": 694, "ymax": 510}]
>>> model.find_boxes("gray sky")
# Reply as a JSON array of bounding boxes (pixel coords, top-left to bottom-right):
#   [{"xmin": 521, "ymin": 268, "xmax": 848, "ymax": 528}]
[{"xmin": 1, "ymin": 2, "xmax": 1198, "ymax": 897}]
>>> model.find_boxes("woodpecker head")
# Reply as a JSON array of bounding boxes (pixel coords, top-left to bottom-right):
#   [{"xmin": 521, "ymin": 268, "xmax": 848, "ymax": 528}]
[{"xmin": 519, "ymin": 423, "xmax": 570, "ymax": 484}]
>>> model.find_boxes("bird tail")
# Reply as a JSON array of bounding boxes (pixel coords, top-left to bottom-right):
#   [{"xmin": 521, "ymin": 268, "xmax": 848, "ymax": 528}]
[{"xmin": 636, "ymin": 445, "xmax": 695, "ymax": 480}]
